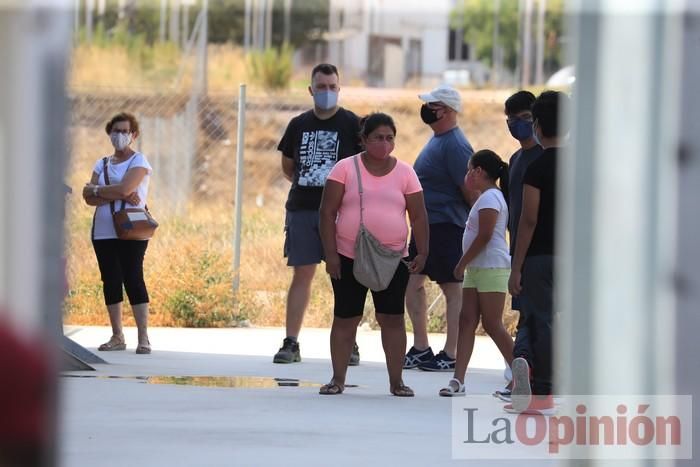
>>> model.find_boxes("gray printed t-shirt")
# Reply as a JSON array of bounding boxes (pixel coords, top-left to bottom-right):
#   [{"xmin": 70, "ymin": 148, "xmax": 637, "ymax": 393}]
[{"xmin": 413, "ymin": 127, "xmax": 473, "ymax": 226}]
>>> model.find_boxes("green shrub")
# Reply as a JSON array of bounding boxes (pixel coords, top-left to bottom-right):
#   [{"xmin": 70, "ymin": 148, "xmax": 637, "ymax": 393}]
[{"xmin": 247, "ymin": 44, "xmax": 293, "ymax": 90}]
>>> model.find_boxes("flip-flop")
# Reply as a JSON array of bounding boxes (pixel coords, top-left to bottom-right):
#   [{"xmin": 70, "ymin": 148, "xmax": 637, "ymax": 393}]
[
  {"xmin": 319, "ymin": 381, "xmax": 344, "ymax": 395},
  {"xmin": 391, "ymin": 383, "xmax": 415, "ymax": 397}
]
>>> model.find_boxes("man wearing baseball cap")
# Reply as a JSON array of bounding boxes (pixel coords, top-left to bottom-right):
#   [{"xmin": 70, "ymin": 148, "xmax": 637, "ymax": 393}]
[{"xmin": 404, "ymin": 84, "xmax": 474, "ymax": 372}]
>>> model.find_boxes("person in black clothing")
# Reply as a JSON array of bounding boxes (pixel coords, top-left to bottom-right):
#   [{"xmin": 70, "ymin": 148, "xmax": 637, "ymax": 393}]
[
  {"xmin": 507, "ymin": 91, "xmax": 569, "ymax": 414},
  {"xmin": 274, "ymin": 64, "xmax": 362, "ymax": 364},
  {"xmin": 494, "ymin": 91, "xmax": 543, "ymax": 401}
]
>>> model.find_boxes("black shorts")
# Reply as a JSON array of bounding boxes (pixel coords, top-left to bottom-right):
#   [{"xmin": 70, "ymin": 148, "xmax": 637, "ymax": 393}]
[
  {"xmin": 331, "ymin": 254, "xmax": 409, "ymax": 319},
  {"xmin": 408, "ymin": 222, "xmax": 464, "ymax": 284}
]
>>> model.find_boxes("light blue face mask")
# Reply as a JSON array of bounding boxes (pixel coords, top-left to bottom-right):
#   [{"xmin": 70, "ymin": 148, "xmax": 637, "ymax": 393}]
[
  {"xmin": 313, "ymin": 90, "xmax": 338, "ymax": 110},
  {"xmin": 532, "ymin": 121, "xmax": 542, "ymax": 146}
]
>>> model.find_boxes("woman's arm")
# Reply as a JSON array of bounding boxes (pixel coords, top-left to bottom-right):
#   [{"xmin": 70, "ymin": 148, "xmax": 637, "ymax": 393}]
[
  {"xmin": 453, "ymin": 208, "xmax": 498, "ymax": 279},
  {"xmin": 89, "ymin": 166, "xmax": 148, "ymax": 200},
  {"xmin": 83, "ymin": 172, "xmax": 111, "ymax": 206},
  {"xmin": 319, "ymin": 180, "xmax": 345, "ymax": 279},
  {"xmin": 405, "ymin": 191, "xmax": 429, "ymax": 274},
  {"xmin": 508, "ymin": 184, "xmax": 540, "ymax": 296}
]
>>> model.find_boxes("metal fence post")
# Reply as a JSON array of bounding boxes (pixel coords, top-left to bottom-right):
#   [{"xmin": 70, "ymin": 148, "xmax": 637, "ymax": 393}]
[{"xmin": 232, "ymin": 84, "xmax": 247, "ymax": 300}]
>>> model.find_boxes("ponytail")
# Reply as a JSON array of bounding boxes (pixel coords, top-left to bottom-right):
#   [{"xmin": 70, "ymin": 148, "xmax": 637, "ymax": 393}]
[
  {"xmin": 498, "ymin": 160, "xmax": 509, "ymax": 205},
  {"xmin": 470, "ymin": 149, "xmax": 509, "ymax": 202}
]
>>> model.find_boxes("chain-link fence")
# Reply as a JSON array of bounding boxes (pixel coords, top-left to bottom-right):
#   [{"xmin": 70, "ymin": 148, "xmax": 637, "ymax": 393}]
[
  {"xmin": 65, "ymin": 86, "xmax": 520, "ymax": 331},
  {"xmin": 65, "ymin": 1, "xmax": 521, "ymax": 330}
]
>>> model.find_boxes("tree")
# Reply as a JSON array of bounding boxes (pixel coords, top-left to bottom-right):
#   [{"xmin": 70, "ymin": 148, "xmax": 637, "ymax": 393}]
[{"xmin": 451, "ymin": 0, "xmax": 564, "ymax": 76}]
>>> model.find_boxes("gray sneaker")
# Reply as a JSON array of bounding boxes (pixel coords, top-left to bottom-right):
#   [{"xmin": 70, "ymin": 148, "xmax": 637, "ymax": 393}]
[
  {"xmin": 273, "ymin": 338, "xmax": 301, "ymax": 364},
  {"xmin": 348, "ymin": 342, "xmax": 360, "ymax": 366}
]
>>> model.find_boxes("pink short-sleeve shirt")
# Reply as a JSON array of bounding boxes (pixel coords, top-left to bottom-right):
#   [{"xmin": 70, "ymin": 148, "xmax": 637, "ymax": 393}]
[{"xmin": 326, "ymin": 154, "xmax": 423, "ymax": 258}]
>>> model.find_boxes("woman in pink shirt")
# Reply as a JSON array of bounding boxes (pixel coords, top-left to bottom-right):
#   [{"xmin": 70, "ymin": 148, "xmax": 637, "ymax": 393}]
[{"xmin": 319, "ymin": 113, "xmax": 429, "ymax": 397}]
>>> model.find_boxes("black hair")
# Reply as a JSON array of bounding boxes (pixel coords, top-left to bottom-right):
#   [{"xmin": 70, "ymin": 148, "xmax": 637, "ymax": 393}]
[
  {"xmin": 504, "ymin": 90, "xmax": 536, "ymax": 115},
  {"xmin": 359, "ymin": 112, "xmax": 396, "ymax": 139},
  {"xmin": 470, "ymin": 149, "xmax": 509, "ymax": 201},
  {"xmin": 532, "ymin": 90, "xmax": 569, "ymax": 138},
  {"xmin": 311, "ymin": 63, "xmax": 339, "ymax": 81}
]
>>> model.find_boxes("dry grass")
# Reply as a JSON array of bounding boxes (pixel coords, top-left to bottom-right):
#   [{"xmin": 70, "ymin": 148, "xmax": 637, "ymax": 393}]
[{"xmin": 65, "ymin": 44, "xmax": 522, "ymax": 334}]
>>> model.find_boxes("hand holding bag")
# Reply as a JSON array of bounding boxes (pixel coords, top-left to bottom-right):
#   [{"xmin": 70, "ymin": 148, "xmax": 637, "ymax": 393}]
[
  {"xmin": 103, "ymin": 156, "xmax": 158, "ymax": 241},
  {"xmin": 351, "ymin": 155, "xmax": 404, "ymax": 291}
]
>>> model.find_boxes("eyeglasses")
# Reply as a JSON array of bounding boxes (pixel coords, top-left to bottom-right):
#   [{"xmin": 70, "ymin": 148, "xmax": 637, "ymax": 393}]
[
  {"xmin": 110, "ymin": 129, "xmax": 131, "ymax": 135},
  {"xmin": 367, "ymin": 135, "xmax": 395, "ymax": 143}
]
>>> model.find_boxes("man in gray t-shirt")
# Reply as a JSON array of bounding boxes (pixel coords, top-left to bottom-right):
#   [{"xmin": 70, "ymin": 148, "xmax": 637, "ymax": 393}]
[{"xmin": 404, "ymin": 85, "xmax": 474, "ymax": 372}]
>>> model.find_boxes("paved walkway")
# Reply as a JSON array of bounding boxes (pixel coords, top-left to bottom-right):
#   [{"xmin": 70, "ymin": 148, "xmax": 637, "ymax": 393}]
[{"xmin": 61, "ymin": 326, "xmax": 554, "ymax": 467}]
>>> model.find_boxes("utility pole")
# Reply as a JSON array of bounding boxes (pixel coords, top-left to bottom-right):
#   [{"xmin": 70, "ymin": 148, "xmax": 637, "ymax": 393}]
[
  {"xmin": 170, "ymin": 0, "xmax": 181, "ymax": 45},
  {"xmin": 492, "ymin": 0, "xmax": 500, "ymax": 85},
  {"xmin": 283, "ymin": 0, "xmax": 292, "ymax": 45},
  {"xmin": 265, "ymin": 0, "xmax": 273, "ymax": 49},
  {"xmin": 244, "ymin": 0, "xmax": 252, "ymax": 51},
  {"xmin": 85, "ymin": 0, "xmax": 94, "ymax": 43},
  {"xmin": 535, "ymin": 0, "xmax": 546, "ymax": 84},
  {"xmin": 159, "ymin": 0, "xmax": 167, "ymax": 42},
  {"xmin": 521, "ymin": 0, "xmax": 533, "ymax": 87}
]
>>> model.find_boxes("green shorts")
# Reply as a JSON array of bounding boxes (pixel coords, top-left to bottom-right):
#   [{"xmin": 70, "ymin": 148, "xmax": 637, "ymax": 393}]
[{"xmin": 462, "ymin": 267, "xmax": 510, "ymax": 293}]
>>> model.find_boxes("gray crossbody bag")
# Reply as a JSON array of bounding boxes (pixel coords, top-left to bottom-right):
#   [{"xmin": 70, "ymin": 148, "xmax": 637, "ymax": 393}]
[{"xmin": 351, "ymin": 155, "xmax": 404, "ymax": 291}]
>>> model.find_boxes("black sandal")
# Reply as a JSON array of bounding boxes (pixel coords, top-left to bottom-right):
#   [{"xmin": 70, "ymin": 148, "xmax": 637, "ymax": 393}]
[
  {"xmin": 391, "ymin": 383, "xmax": 415, "ymax": 397},
  {"xmin": 319, "ymin": 381, "xmax": 344, "ymax": 395}
]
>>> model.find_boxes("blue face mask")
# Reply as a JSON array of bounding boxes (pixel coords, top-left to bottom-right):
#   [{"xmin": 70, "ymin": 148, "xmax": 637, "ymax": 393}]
[
  {"xmin": 313, "ymin": 90, "xmax": 338, "ymax": 110},
  {"xmin": 507, "ymin": 118, "xmax": 533, "ymax": 141}
]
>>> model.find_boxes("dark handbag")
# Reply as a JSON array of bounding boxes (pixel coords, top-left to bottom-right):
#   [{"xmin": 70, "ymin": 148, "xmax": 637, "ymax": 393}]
[
  {"xmin": 351, "ymin": 155, "xmax": 403, "ymax": 291},
  {"xmin": 103, "ymin": 157, "xmax": 158, "ymax": 241}
]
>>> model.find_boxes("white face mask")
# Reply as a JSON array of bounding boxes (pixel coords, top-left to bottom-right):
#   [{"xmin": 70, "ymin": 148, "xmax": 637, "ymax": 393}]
[{"xmin": 110, "ymin": 132, "xmax": 131, "ymax": 151}]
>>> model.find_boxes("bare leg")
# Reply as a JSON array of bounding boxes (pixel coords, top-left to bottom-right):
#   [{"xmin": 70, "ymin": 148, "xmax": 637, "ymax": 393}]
[
  {"xmin": 452, "ymin": 288, "xmax": 480, "ymax": 384},
  {"xmin": 329, "ymin": 315, "xmax": 362, "ymax": 388},
  {"xmin": 376, "ymin": 313, "xmax": 408, "ymax": 391},
  {"xmin": 107, "ymin": 302, "xmax": 123, "ymax": 339},
  {"xmin": 479, "ymin": 292, "xmax": 513, "ymax": 367},
  {"xmin": 405, "ymin": 274, "xmax": 429, "ymax": 349},
  {"xmin": 132, "ymin": 302, "xmax": 150, "ymax": 349},
  {"xmin": 285, "ymin": 264, "xmax": 317, "ymax": 338},
  {"xmin": 440, "ymin": 282, "xmax": 463, "ymax": 358}
]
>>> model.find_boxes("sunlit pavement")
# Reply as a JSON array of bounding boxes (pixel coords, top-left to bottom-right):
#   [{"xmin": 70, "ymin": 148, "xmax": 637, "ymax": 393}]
[{"xmin": 61, "ymin": 326, "xmax": 554, "ymax": 467}]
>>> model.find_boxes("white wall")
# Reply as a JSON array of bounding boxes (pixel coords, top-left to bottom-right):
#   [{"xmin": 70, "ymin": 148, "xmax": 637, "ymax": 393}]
[{"xmin": 329, "ymin": 0, "xmax": 452, "ymax": 85}]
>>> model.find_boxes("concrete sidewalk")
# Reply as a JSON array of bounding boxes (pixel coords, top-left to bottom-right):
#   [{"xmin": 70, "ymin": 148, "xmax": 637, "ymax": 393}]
[{"xmin": 61, "ymin": 326, "xmax": 554, "ymax": 467}]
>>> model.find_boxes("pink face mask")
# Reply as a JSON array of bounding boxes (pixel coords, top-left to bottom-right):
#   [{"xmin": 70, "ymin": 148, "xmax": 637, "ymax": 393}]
[{"xmin": 365, "ymin": 140, "xmax": 394, "ymax": 160}]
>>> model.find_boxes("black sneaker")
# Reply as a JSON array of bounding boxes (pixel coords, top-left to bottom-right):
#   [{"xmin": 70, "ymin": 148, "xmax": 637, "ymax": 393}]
[
  {"xmin": 403, "ymin": 346, "xmax": 434, "ymax": 369},
  {"xmin": 273, "ymin": 338, "xmax": 301, "ymax": 364},
  {"xmin": 348, "ymin": 342, "xmax": 360, "ymax": 366},
  {"xmin": 418, "ymin": 350, "xmax": 456, "ymax": 372}
]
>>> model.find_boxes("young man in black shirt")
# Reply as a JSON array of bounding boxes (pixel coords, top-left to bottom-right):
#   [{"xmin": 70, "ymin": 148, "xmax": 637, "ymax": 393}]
[
  {"xmin": 494, "ymin": 91, "xmax": 543, "ymax": 402},
  {"xmin": 507, "ymin": 91, "xmax": 568, "ymax": 414},
  {"xmin": 274, "ymin": 64, "xmax": 362, "ymax": 364}
]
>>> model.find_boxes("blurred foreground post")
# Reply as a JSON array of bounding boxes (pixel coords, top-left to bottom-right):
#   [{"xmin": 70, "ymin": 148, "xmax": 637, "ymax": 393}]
[
  {"xmin": 0, "ymin": 2, "xmax": 72, "ymax": 466},
  {"xmin": 561, "ymin": 1, "xmax": 697, "ymax": 465}
]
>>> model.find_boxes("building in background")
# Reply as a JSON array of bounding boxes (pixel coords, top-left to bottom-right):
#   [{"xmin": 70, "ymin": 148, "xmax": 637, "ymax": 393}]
[{"xmin": 323, "ymin": 0, "xmax": 488, "ymax": 87}]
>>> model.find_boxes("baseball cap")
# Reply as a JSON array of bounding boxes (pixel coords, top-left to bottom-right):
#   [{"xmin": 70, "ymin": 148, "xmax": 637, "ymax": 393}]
[{"xmin": 418, "ymin": 84, "xmax": 462, "ymax": 113}]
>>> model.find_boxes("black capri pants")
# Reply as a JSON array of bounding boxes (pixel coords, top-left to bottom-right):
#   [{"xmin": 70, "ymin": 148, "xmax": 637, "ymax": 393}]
[
  {"xmin": 331, "ymin": 254, "xmax": 409, "ymax": 319},
  {"xmin": 92, "ymin": 239, "xmax": 149, "ymax": 306}
]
